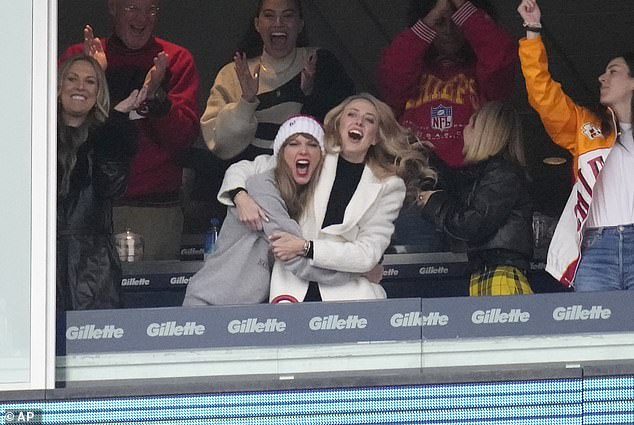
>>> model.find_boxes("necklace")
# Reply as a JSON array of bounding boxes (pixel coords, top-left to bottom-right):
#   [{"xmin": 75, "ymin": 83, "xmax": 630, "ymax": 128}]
[{"xmin": 259, "ymin": 48, "xmax": 298, "ymax": 76}]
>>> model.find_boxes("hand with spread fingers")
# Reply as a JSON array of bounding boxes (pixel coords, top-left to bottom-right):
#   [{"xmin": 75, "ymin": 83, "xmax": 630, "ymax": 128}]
[
  {"xmin": 83, "ymin": 25, "xmax": 107, "ymax": 71},
  {"xmin": 233, "ymin": 51, "xmax": 260, "ymax": 103}
]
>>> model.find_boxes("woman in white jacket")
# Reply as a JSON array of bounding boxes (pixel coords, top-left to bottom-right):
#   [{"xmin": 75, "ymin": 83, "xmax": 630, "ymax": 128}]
[{"xmin": 219, "ymin": 93, "xmax": 435, "ymax": 302}]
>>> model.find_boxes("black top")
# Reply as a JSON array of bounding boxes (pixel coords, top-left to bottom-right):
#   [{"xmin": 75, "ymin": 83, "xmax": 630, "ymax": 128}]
[
  {"xmin": 305, "ymin": 155, "xmax": 364, "ymax": 301},
  {"xmin": 322, "ymin": 155, "xmax": 365, "ymax": 228}
]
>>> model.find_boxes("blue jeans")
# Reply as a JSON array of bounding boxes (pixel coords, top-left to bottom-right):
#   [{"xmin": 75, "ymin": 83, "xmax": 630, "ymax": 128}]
[
  {"xmin": 574, "ymin": 224, "xmax": 634, "ymax": 291},
  {"xmin": 392, "ymin": 204, "xmax": 448, "ymax": 252}
]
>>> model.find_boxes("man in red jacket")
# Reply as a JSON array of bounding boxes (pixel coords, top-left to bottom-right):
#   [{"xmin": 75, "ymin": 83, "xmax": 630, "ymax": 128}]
[{"xmin": 60, "ymin": 0, "xmax": 200, "ymax": 260}]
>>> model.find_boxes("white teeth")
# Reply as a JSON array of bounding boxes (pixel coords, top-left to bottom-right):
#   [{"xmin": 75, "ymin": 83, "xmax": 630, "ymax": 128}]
[
  {"xmin": 348, "ymin": 130, "xmax": 363, "ymax": 140},
  {"xmin": 71, "ymin": 95, "xmax": 86, "ymax": 100},
  {"xmin": 271, "ymin": 32, "xmax": 287, "ymax": 37},
  {"xmin": 296, "ymin": 160, "xmax": 309, "ymax": 167}
]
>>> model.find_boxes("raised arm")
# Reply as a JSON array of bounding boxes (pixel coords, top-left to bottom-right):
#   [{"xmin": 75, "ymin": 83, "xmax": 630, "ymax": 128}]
[
  {"xmin": 200, "ymin": 58, "xmax": 260, "ymax": 160},
  {"xmin": 142, "ymin": 48, "xmax": 200, "ymax": 158},
  {"xmin": 458, "ymin": 1, "xmax": 517, "ymax": 102},
  {"xmin": 517, "ymin": 6, "xmax": 587, "ymax": 155},
  {"xmin": 377, "ymin": 11, "xmax": 437, "ymax": 115}
]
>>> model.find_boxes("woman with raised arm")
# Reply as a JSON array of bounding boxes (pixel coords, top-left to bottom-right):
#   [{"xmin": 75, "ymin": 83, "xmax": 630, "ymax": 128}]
[
  {"xmin": 218, "ymin": 93, "xmax": 435, "ymax": 302},
  {"xmin": 200, "ymin": 0, "xmax": 354, "ymax": 162},
  {"xmin": 518, "ymin": 0, "xmax": 634, "ymax": 291}
]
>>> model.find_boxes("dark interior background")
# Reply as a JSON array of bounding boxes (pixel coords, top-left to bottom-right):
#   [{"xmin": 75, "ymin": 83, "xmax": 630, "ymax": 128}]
[{"xmin": 58, "ymin": 0, "xmax": 634, "ymax": 220}]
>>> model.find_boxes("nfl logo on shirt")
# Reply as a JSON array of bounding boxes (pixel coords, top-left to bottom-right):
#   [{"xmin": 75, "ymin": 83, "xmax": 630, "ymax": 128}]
[{"xmin": 431, "ymin": 105, "xmax": 453, "ymax": 130}]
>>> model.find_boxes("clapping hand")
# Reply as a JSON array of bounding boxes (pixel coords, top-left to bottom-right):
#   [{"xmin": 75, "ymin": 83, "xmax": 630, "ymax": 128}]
[
  {"xmin": 143, "ymin": 51, "xmax": 168, "ymax": 100},
  {"xmin": 234, "ymin": 52, "xmax": 260, "ymax": 103},
  {"xmin": 83, "ymin": 25, "xmax": 107, "ymax": 71},
  {"xmin": 114, "ymin": 86, "xmax": 149, "ymax": 114}
]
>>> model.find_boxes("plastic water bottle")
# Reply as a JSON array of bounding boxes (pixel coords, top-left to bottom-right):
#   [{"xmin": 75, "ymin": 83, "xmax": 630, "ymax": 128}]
[{"xmin": 204, "ymin": 218, "xmax": 220, "ymax": 260}]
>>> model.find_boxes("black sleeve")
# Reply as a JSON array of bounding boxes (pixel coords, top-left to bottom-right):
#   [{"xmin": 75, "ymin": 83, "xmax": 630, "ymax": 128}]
[
  {"xmin": 421, "ymin": 165, "xmax": 523, "ymax": 245},
  {"xmin": 92, "ymin": 110, "xmax": 137, "ymax": 199},
  {"xmin": 301, "ymin": 49, "xmax": 355, "ymax": 122}
]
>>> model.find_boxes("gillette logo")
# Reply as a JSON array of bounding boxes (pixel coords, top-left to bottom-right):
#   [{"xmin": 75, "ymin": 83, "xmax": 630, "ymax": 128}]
[
  {"xmin": 419, "ymin": 266, "xmax": 449, "ymax": 275},
  {"xmin": 121, "ymin": 277, "xmax": 150, "ymax": 286},
  {"xmin": 170, "ymin": 276, "xmax": 190, "ymax": 285},
  {"xmin": 66, "ymin": 325, "xmax": 124, "ymax": 340},
  {"xmin": 472, "ymin": 308, "xmax": 530, "ymax": 324},
  {"xmin": 146, "ymin": 321, "xmax": 205, "ymax": 337},
  {"xmin": 552, "ymin": 305, "xmax": 611, "ymax": 321},
  {"xmin": 228, "ymin": 318, "xmax": 286, "ymax": 334},
  {"xmin": 390, "ymin": 311, "xmax": 448, "ymax": 327},
  {"xmin": 309, "ymin": 315, "xmax": 367, "ymax": 330}
]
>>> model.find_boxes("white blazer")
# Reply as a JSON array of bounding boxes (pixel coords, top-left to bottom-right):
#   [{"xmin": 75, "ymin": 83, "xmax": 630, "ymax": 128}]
[{"xmin": 218, "ymin": 153, "xmax": 406, "ymax": 302}]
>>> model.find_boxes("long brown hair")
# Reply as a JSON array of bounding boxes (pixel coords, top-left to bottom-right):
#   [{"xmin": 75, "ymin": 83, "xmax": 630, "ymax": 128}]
[
  {"xmin": 274, "ymin": 134, "xmax": 323, "ymax": 220},
  {"xmin": 57, "ymin": 55, "xmax": 110, "ymax": 196},
  {"xmin": 323, "ymin": 93, "xmax": 436, "ymax": 203},
  {"xmin": 598, "ymin": 51, "xmax": 634, "ymax": 136}
]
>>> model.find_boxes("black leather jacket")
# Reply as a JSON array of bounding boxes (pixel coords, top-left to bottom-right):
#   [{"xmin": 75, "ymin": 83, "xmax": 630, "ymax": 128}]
[
  {"xmin": 422, "ymin": 155, "xmax": 533, "ymax": 271},
  {"xmin": 56, "ymin": 111, "xmax": 135, "ymax": 310}
]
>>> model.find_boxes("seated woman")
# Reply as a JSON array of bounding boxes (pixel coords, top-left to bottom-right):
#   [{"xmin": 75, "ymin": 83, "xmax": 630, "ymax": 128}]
[
  {"xmin": 183, "ymin": 116, "xmax": 362, "ymax": 306},
  {"xmin": 417, "ymin": 101, "xmax": 534, "ymax": 296},
  {"xmin": 57, "ymin": 54, "xmax": 146, "ymax": 310},
  {"xmin": 219, "ymin": 93, "xmax": 435, "ymax": 302},
  {"xmin": 200, "ymin": 0, "xmax": 354, "ymax": 162}
]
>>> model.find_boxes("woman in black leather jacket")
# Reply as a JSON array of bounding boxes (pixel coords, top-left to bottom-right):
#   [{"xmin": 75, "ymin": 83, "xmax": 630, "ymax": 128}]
[
  {"xmin": 418, "ymin": 101, "xmax": 533, "ymax": 296},
  {"xmin": 57, "ymin": 55, "xmax": 146, "ymax": 310}
]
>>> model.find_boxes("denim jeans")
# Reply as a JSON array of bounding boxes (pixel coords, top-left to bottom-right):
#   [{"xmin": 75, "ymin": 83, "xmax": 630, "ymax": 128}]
[
  {"xmin": 392, "ymin": 204, "xmax": 448, "ymax": 252},
  {"xmin": 574, "ymin": 224, "xmax": 634, "ymax": 291}
]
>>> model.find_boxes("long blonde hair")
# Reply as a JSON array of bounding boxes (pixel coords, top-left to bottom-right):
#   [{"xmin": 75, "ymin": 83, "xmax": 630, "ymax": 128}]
[
  {"xmin": 274, "ymin": 134, "xmax": 324, "ymax": 220},
  {"xmin": 323, "ymin": 92, "xmax": 436, "ymax": 202},
  {"xmin": 57, "ymin": 55, "xmax": 111, "ymax": 196},
  {"xmin": 463, "ymin": 101, "xmax": 525, "ymax": 166}
]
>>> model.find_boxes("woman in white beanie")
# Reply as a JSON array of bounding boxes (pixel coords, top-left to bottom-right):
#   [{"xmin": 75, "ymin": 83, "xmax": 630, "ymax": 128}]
[
  {"xmin": 184, "ymin": 115, "xmax": 360, "ymax": 305},
  {"xmin": 218, "ymin": 93, "xmax": 435, "ymax": 302}
]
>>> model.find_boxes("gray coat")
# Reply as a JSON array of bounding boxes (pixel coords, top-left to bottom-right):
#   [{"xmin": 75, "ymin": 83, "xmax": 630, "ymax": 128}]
[{"xmin": 183, "ymin": 170, "xmax": 354, "ymax": 306}]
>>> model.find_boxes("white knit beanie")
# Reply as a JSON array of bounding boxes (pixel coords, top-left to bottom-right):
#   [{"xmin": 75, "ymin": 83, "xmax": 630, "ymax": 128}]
[{"xmin": 273, "ymin": 115, "xmax": 325, "ymax": 156}]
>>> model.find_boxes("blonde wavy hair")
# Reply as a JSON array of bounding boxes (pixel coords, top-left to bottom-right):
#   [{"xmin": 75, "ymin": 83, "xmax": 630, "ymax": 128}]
[
  {"xmin": 57, "ymin": 55, "xmax": 111, "ymax": 196},
  {"xmin": 463, "ymin": 101, "xmax": 526, "ymax": 166},
  {"xmin": 323, "ymin": 92, "xmax": 436, "ymax": 202}
]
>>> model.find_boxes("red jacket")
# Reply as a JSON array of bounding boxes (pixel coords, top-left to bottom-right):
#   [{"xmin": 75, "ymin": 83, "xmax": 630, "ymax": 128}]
[
  {"xmin": 61, "ymin": 36, "xmax": 200, "ymax": 199},
  {"xmin": 378, "ymin": 1, "xmax": 516, "ymax": 168}
]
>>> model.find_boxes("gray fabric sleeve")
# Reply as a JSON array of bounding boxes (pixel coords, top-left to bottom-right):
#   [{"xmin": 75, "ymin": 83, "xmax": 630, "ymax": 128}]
[{"xmin": 247, "ymin": 172, "xmax": 357, "ymax": 285}]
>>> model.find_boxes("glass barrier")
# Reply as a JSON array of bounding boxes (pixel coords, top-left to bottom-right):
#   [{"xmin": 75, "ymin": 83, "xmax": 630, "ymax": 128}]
[{"xmin": 0, "ymin": 1, "xmax": 33, "ymax": 385}]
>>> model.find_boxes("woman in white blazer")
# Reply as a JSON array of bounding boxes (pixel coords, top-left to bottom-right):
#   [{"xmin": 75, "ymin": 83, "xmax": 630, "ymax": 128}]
[{"xmin": 219, "ymin": 93, "xmax": 435, "ymax": 302}]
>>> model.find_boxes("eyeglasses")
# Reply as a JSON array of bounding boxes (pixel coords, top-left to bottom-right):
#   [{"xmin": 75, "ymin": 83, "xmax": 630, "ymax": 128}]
[{"xmin": 123, "ymin": 5, "xmax": 160, "ymax": 17}]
